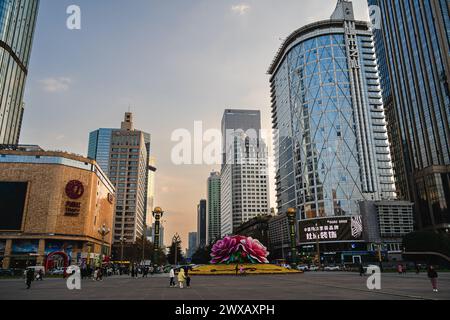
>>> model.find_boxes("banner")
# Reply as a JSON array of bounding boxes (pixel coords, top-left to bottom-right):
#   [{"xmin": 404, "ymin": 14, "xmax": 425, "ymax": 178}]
[{"xmin": 299, "ymin": 216, "xmax": 363, "ymax": 243}]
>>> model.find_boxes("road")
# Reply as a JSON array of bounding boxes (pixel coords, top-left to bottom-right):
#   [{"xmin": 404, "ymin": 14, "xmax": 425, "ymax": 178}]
[{"xmin": 0, "ymin": 272, "xmax": 448, "ymax": 300}]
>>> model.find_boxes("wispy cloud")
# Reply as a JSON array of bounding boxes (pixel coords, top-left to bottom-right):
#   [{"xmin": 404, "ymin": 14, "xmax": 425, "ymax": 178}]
[
  {"xmin": 39, "ymin": 77, "xmax": 72, "ymax": 93},
  {"xmin": 231, "ymin": 4, "xmax": 251, "ymax": 15}
]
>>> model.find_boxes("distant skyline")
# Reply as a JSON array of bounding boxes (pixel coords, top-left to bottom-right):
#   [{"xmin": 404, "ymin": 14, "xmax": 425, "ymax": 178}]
[{"xmin": 21, "ymin": 0, "xmax": 370, "ymax": 247}]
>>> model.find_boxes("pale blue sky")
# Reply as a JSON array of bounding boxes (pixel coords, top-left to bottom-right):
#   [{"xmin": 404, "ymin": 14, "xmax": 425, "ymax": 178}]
[{"xmin": 22, "ymin": 0, "xmax": 370, "ymax": 248}]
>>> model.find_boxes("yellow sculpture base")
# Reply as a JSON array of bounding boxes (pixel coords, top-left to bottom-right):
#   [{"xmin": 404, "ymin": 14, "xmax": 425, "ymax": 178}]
[{"xmin": 190, "ymin": 264, "xmax": 303, "ymax": 275}]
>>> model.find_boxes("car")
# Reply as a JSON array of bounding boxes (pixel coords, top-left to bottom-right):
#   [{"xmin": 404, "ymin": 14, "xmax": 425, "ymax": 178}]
[
  {"xmin": 296, "ymin": 265, "xmax": 310, "ymax": 271},
  {"xmin": 0, "ymin": 269, "xmax": 14, "ymax": 276},
  {"xmin": 308, "ymin": 265, "xmax": 320, "ymax": 271},
  {"xmin": 48, "ymin": 268, "xmax": 65, "ymax": 275},
  {"xmin": 324, "ymin": 265, "xmax": 341, "ymax": 271}
]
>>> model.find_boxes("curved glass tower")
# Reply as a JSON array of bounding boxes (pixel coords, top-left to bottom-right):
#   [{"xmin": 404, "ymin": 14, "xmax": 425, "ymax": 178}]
[
  {"xmin": 269, "ymin": 0, "xmax": 396, "ymax": 220},
  {"xmin": 0, "ymin": 0, "xmax": 39, "ymax": 145}
]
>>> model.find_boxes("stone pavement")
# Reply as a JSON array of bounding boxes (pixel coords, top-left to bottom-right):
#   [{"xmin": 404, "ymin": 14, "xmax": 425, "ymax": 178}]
[{"xmin": 0, "ymin": 272, "xmax": 448, "ymax": 300}]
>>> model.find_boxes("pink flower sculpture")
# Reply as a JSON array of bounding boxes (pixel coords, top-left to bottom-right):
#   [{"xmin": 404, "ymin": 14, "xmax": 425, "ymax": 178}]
[{"xmin": 210, "ymin": 235, "xmax": 269, "ymax": 264}]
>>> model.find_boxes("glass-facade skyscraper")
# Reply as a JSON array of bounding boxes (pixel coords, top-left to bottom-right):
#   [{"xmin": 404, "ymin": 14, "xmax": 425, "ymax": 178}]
[
  {"xmin": 207, "ymin": 171, "xmax": 221, "ymax": 244},
  {"xmin": 0, "ymin": 0, "xmax": 39, "ymax": 144},
  {"xmin": 268, "ymin": 0, "xmax": 396, "ymax": 220},
  {"xmin": 368, "ymin": 0, "xmax": 450, "ymax": 231},
  {"xmin": 197, "ymin": 199, "xmax": 207, "ymax": 248},
  {"xmin": 220, "ymin": 109, "xmax": 271, "ymax": 236}
]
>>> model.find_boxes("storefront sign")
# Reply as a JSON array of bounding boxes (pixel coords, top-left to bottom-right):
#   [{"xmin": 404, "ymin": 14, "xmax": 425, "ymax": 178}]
[
  {"xmin": 299, "ymin": 216, "xmax": 363, "ymax": 243},
  {"xmin": 64, "ymin": 180, "xmax": 84, "ymax": 216}
]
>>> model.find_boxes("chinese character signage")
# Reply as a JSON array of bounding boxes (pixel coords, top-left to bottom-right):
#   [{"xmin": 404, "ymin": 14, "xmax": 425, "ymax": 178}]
[{"xmin": 299, "ymin": 216, "xmax": 363, "ymax": 243}]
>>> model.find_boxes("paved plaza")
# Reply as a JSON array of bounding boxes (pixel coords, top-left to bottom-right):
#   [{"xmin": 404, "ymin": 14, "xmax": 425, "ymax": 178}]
[{"xmin": 0, "ymin": 272, "xmax": 449, "ymax": 300}]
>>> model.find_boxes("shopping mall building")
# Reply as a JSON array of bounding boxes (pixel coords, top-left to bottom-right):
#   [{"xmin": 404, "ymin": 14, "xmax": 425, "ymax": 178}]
[{"xmin": 0, "ymin": 146, "xmax": 115, "ymax": 270}]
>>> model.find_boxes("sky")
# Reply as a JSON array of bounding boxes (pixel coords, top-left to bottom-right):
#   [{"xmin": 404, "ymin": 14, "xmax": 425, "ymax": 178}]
[{"xmin": 22, "ymin": 0, "xmax": 370, "ymax": 249}]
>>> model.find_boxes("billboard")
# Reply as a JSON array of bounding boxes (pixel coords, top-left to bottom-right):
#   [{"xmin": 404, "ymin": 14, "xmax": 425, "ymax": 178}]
[
  {"xmin": 0, "ymin": 182, "xmax": 28, "ymax": 230},
  {"xmin": 299, "ymin": 216, "xmax": 363, "ymax": 243}
]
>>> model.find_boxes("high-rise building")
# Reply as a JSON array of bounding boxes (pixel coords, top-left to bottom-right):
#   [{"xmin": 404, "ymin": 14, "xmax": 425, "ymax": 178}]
[
  {"xmin": 268, "ymin": 0, "xmax": 396, "ymax": 223},
  {"xmin": 0, "ymin": 0, "xmax": 39, "ymax": 144},
  {"xmin": 207, "ymin": 171, "xmax": 221, "ymax": 243},
  {"xmin": 197, "ymin": 200, "xmax": 207, "ymax": 248},
  {"xmin": 368, "ymin": 0, "xmax": 450, "ymax": 231},
  {"xmin": 88, "ymin": 113, "xmax": 153, "ymax": 245},
  {"xmin": 220, "ymin": 109, "xmax": 271, "ymax": 236},
  {"xmin": 187, "ymin": 232, "xmax": 197, "ymax": 258}
]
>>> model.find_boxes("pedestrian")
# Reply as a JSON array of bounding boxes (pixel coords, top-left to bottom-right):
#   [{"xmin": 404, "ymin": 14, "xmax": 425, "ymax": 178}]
[
  {"xmin": 235, "ymin": 264, "xmax": 239, "ymax": 276},
  {"xmin": 37, "ymin": 269, "xmax": 44, "ymax": 281},
  {"xmin": 98, "ymin": 268, "xmax": 103, "ymax": 281},
  {"xmin": 239, "ymin": 265, "xmax": 245, "ymax": 276},
  {"xmin": 185, "ymin": 266, "xmax": 191, "ymax": 288},
  {"xmin": 25, "ymin": 268, "xmax": 34, "ymax": 289},
  {"xmin": 415, "ymin": 263, "xmax": 420, "ymax": 274},
  {"xmin": 131, "ymin": 265, "xmax": 135, "ymax": 278},
  {"xmin": 397, "ymin": 264, "xmax": 403, "ymax": 274},
  {"xmin": 359, "ymin": 263, "xmax": 365, "ymax": 276},
  {"xmin": 427, "ymin": 265, "xmax": 438, "ymax": 292},
  {"xmin": 402, "ymin": 264, "xmax": 407, "ymax": 274},
  {"xmin": 178, "ymin": 268, "xmax": 186, "ymax": 289},
  {"xmin": 169, "ymin": 267, "xmax": 176, "ymax": 288},
  {"xmin": 93, "ymin": 268, "xmax": 98, "ymax": 281}
]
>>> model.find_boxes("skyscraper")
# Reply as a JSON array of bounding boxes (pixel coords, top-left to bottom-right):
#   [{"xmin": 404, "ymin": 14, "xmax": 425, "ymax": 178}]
[
  {"xmin": 268, "ymin": 0, "xmax": 396, "ymax": 221},
  {"xmin": 88, "ymin": 113, "xmax": 153, "ymax": 244},
  {"xmin": 207, "ymin": 171, "xmax": 221, "ymax": 244},
  {"xmin": 0, "ymin": 0, "xmax": 39, "ymax": 144},
  {"xmin": 220, "ymin": 109, "xmax": 271, "ymax": 236},
  {"xmin": 187, "ymin": 232, "xmax": 197, "ymax": 258},
  {"xmin": 368, "ymin": 0, "xmax": 450, "ymax": 231},
  {"xmin": 197, "ymin": 199, "xmax": 207, "ymax": 248}
]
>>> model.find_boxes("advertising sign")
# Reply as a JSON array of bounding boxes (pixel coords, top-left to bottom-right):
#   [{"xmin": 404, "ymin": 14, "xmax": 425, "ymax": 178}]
[
  {"xmin": 299, "ymin": 216, "xmax": 363, "ymax": 243},
  {"xmin": 11, "ymin": 240, "xmax": 39, "ymax": 254}
]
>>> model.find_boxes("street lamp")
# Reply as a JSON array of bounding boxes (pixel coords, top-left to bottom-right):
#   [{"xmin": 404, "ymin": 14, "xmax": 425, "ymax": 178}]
[
  {"xmin": 172, "ymin": 233, "xmax": 181, "ymax": 266},
  {"xmin": 98, "ymin": 224, "xmax": 111, "ymax": 267}
]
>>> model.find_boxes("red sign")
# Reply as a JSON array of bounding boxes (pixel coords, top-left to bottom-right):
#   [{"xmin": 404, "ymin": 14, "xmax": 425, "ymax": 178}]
[{"xmin": 65, "ymin": 180, "xmax": 84, "ymax": 200}]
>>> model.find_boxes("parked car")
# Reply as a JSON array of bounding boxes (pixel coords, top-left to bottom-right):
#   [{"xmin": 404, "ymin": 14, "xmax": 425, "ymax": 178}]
[
  {"xmin": 296, "ymin": 265, "xmax": 309, "ymax": 271},
  {"xmin": 48, "ymin": 268, "xmax": 65, "ymax": 275},
  {"xmin": 324, "ymin": 265, "xmax": 341, "ymax": 271},
  {"xmin": 0, "ymin": 269, "xmax": 14, "ymax": 276},
  {"xmin": 308, "ymin": 265, "xmax": 320, "ymax": 271}
]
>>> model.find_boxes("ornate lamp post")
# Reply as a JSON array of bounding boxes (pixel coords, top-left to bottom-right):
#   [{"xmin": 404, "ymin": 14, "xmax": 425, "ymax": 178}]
[
  {"xmin": 98, "ymin": 224, "xmax": 111, "ymax": 267},
  {"xmin": 172, "ymin": 233, "xmax": 181, "ymax": 266},
  {"xmin": 120, "ymin": 236, "xmax": 127, "ymax": 261},
  {"xmin": 152, "ymin": 207, "xmax": 164, "ymax": 264},
  {"xmin": 286, "ymin": 208, "xmax": 298, "ymax": 265}
]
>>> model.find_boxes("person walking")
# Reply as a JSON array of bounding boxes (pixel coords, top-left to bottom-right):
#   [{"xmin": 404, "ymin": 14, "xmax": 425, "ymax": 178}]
[
  {"xmin": 178, "ymin": 268, "xmax": 186, "ymax": 289},
  {"xmin": 397, "ymin": 264, "xmax": 403, "ymax": 274},
  {"xmin": 359, "ymin": 263, "xmax": 365, "ymax": 276},
  {"xmin": 235, "ymin": 264, "xmax": 239, "ymax": 276},
  {"xmin": 169, "ymin": 267, "xmax": 176, "ymax": 288},
  {"xmin": 427, "ymin": 265, "xmax": 439, "ymax": 292},
  {"xmin": 25, "ymin": 268, "xmax": 34, "ymax": 289},
  {"xmin": 185, "ymin": 266, "xmax": 191, "ymax": 288},
  {"xmin": 37, "ymin": 269, "xmax": 44, "ymax": 281}
]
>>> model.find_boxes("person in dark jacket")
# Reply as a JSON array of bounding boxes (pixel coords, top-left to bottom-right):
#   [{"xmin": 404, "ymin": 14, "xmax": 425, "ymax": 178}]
[
  {"xmin": 184, "ymin": 266, "xmax": 191, "ymax": 288},
  {"xmin": 359, "ymin": 263, "xmax": 365, "ymax": 276},
  {"xmin": 26, "ymin": 268, "xmax": 34, "ymax": 289},
  {"xmin": 427, "ymin": 265, "xmax": 438, "ymax": 292}
]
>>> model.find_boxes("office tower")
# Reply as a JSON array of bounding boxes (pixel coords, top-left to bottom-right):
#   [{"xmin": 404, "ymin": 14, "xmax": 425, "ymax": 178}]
[
  {"xmin": 0, "ymin": 0, "xmax": 39, "ymax": 144},
  {"xmin": 268, "ymin": 0, "xmax": 396, "ymax": 220},
  {"xmin": 207, "ymin": 171, "xmax": 221, "ymax": 243},
  {"xmin": 220, "ymin": 109, "xmax": 271, "ymax": 236},
  {"xmin": 187, "ymin": 232, "xmax": 197, "ymax": 258},
  {"xmin": 368, "ymin": 0, "xmax": 450, "ymax": 231},
  {"xmin": 88, "ymin": 113, "xmax": 153, "ymax": 244},
  {"xmin": 197, "ymin": 200, "xmax": 207, "ymax": 248}
]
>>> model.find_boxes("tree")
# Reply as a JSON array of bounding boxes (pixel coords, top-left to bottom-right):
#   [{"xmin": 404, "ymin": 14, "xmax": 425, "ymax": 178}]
[
  {"xmin": 191, "ymin": 246, "xmax": 211, "ymax": 264},
  {"xmin": 167, "ymin": 241, "xmax": 184, "ymax": 265}
]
